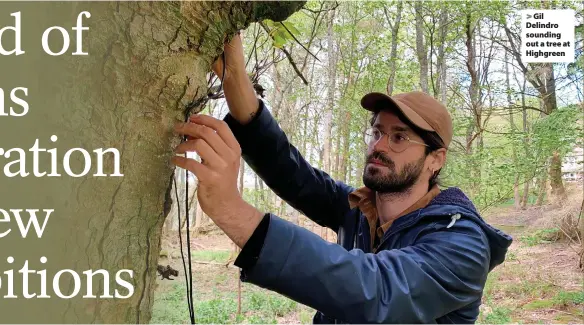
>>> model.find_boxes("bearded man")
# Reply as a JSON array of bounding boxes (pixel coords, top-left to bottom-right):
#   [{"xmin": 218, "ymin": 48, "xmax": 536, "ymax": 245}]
[{"xmin": 172, "ymin": 34, "xmax": 512, "ymax": 324}]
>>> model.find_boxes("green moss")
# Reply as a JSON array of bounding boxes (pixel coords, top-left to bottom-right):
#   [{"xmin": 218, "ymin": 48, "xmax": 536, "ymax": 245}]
[{"xmin": 251, "ymin": 1, "xmax": 306, "ymax": 22}]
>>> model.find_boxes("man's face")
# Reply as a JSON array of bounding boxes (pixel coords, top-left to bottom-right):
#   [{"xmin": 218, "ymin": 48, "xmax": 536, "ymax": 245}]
[{"xmin": 363, "ymin": 110, "xmax": 429, "ymax": 194}]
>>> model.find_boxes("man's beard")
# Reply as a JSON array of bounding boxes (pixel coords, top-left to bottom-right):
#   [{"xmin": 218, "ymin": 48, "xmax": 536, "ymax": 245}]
[{"xmin": 362, "ymin": 151, "xmax": 425, "ymax": 194}]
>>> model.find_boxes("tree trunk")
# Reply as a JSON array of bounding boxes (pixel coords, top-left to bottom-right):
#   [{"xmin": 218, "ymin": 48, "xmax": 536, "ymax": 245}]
[
  {"xmin": 436, "ymin": 5, "xmax": 448, "ymax": 102},
  {"xmin": 520, "ymin": 78, "xmax": 531, "ymax": 209},
  {"xmin": 323, "ymin": 9, "xmax": 337, "ymax": 174},
  {"xmin": 505, "ymin": 52, "xmax": 521, "ymax": 210},
  {"xmin": 535, "ymin": 64, "xmax": 566, "ymax": 201},
  {"xmin": 464, "ymin": 8, "xmax": 485, "ymax": 199},
  {"xmin": 16, "ymin": 2, "xmax": 304, "ymax": 323},
  {"xmin": 536, "ymin": 166, "xmax": 549, "ymax": 206},
  {"xmin": 383, "ymin": 2, "xmax": 403, "ymax": 95},
  {"xmin": 415, "ymin": 1, "xmax": 429, "ymax": 93}
]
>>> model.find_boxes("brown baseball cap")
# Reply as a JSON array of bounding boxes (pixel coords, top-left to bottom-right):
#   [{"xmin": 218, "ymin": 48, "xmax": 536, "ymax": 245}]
[{"xmin": 361, "ymin": 91, "xmax": 453, "ymax": 149}]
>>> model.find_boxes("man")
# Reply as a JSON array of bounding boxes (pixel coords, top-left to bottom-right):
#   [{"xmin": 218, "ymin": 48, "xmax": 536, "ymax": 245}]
[{"xmin": 172, "ymin": 34, "xmax": 512, "ymax": 323}]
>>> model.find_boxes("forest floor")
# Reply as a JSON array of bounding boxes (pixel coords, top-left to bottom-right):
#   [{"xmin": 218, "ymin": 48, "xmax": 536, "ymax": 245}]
[{"xmin": 151, "ymin": 187, "xmax": 583, "ymax": 324}]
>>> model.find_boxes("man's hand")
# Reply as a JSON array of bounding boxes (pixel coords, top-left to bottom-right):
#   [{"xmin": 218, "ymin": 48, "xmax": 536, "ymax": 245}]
[
  {"xmin": 211, "ymin": 32, "xmax": 260, "ymax": 125},
  {"xmin": 171, "ymin": 114, "xmax": 264, "ymax": 248}
]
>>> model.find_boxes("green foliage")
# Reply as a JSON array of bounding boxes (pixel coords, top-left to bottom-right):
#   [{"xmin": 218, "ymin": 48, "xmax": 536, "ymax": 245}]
[
  {"xmin": 484, "ymin": 307, "xmax": 513, "ymax": 324},
  {"xmin": 264, "ymin": 19, "xmax": 302, "ymax": 49},
  {"xmin": 195, "ymin": 298, "xmax": 238, "ymax": 324},
  {"xmin": 531, "ymin": 106, "xmax": 582, "ymax": 161},
  {"xmin": 553, "ymin": 290, "xmax": 584, "ymax": 306},
  {"xmin": 247, "ymin": 291, "xmax": 298, "ymax": 317}
]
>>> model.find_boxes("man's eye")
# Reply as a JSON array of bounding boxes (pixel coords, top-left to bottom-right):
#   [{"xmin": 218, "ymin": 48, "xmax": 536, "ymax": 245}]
[
  {"xmin": 392, "ymin": 133, "xmax": 407, "ymax": 143},
  {"xmin": 373, "ymin": 130, "xmax": 382, "ymax": 138}
]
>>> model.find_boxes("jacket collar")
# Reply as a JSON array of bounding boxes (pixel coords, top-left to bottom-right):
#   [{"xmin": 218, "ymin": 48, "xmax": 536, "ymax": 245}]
[{"xmin": 348, "ymin": 185, "xmax": 441, "ymax": 244}]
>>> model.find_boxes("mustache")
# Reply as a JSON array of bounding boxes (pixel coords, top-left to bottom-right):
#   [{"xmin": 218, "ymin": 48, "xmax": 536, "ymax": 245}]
[{"xmin": 367, "ymin": 151, "xmax": 394, "ymax": 167}]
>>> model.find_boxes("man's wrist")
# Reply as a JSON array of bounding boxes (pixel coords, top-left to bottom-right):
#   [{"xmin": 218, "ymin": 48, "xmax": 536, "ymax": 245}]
[
  {"xmin": 215, "ymin": 198, "xmax": 264, "ymax": 249},
  {"xmin": 222, "ymin": 68, "xmax": 259, "ymax": 125}
]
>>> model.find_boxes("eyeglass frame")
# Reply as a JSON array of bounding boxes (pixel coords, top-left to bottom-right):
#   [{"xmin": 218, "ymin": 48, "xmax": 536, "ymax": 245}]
[{"xmin": 363, "ymin": 126, "xmax": 429, "ymax": 153}]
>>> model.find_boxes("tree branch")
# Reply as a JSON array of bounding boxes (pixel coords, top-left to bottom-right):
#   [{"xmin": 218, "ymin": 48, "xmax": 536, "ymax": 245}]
[
  {"xmin": 259, "ymin": 21, "xmax": 308, "ymax": 85},
  {"xmin": 279, "ymin": 22, "xmax": 320, "ymax": 62}
]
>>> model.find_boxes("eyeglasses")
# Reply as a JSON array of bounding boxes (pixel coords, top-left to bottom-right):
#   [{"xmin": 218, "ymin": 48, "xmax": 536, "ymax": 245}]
[{"xmin": 364, "ymin": 127, "xmax": 429, "ymax": 153}]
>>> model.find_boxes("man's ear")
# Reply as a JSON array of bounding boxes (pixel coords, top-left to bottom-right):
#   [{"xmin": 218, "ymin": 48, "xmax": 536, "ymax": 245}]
[{"xmin": 429, "ymin": 148, "xmax": 447, "ymax": 172}]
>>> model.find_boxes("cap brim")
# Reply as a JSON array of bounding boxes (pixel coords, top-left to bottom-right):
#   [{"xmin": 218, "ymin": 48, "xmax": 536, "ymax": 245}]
[{"xmin": 361, "ymin": 92, "xmax": 434, "ymax": 132}]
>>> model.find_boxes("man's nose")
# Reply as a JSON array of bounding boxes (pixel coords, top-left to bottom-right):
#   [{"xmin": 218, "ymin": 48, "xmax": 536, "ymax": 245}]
[{"xmin": 372, "ymin": 133, "xmax": 390, "ymax": 153}]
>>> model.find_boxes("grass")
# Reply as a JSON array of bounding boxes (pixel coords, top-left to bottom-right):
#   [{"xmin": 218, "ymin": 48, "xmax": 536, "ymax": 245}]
[
  {"xmin": 191, "ymin": 250, "xmax": 230, "ymax": 262},
  {"xmin": 520, "ymin": 228, "xmax": 561, "ymax": 246},
  {"xmin": 151, "ymin": 278, "xmax": 304, "ymax": 324},
  {"xmin": 505, "ymin": 251, "xmax": 518, "ymax": 262},
  {"xmin": 151, "ymin": 283, "xmax": 190, "ymax": 324},
  {"xmin": 503, "ymin": 280, "xmax": 556, "ymax": 299},
  {"xmin": 523, "ymin": 290, "xmax": 584, "ymax": 310},
  {"xmin": 484, "ymin": 306, "xmax": 513, "ymax": 324}
]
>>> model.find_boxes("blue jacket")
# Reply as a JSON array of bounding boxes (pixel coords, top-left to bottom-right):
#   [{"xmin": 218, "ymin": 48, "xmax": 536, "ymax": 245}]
[{"xmin": 224, "ymin": 101, "xmax": 513, "ymax": 324}]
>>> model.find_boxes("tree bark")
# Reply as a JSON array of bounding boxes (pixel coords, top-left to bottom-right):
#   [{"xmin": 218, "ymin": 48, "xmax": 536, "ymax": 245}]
[{"xmin": 42, "ymin": 2, "xmax": 304, "ymax": 323}]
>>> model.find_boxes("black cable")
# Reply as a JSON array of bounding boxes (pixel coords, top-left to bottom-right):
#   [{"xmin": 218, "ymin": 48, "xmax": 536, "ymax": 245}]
[
  {"xmin": 185, "ymin": 161, "xmax": 195, "ymax": 324},
  {"xmin": 176, "ymin": 47, "xmax": 227, "ymax": 325},
  {"xmin": 173, "ymin": 175, "xmax": 194, "ymax": 322}
]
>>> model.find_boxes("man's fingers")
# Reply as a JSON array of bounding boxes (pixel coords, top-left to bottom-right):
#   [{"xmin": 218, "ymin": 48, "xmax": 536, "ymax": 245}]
[
  {"xmin": 175, "ymin": 123, "xmax": 232, "ymax": 159},
  {"xmin": 187, "ymin": 115, "xmax": 241, "ymax": 152},
  {"xmin": 175, "ymin": 139, "xmax": 225, "ymax": 169},
  {"xmin": 171, "ymin": 156, "xmax": 210, "ymax": 181}
]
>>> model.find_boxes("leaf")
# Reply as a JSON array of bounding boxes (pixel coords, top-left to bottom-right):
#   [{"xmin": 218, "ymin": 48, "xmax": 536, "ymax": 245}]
[
  {"xmin": 273, "ymin": 34, "xmax": 286, "ymax": 48},
  {"xmin": 281, "ymin": 22, "xmax": 300, "ymax": 37}
]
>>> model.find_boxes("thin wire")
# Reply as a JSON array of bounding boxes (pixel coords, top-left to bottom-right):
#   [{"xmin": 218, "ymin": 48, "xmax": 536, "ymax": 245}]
[
  {"xmin": 185, "ymin": 159, "xmax": 195, "ymax": 324},
  {"xmin": 173, "ymin": 175, "xmax": 194, "ymax": 322}
]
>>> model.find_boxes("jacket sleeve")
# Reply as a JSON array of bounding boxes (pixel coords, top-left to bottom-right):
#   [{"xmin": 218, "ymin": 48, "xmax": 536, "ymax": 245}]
[
  {"xmin": 223, "ymin": 99, "xmax": 354, "ymax": 232},
  {"xmin": 239, "ymin": 214, "xmax": 490, "ymax": 324}
]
